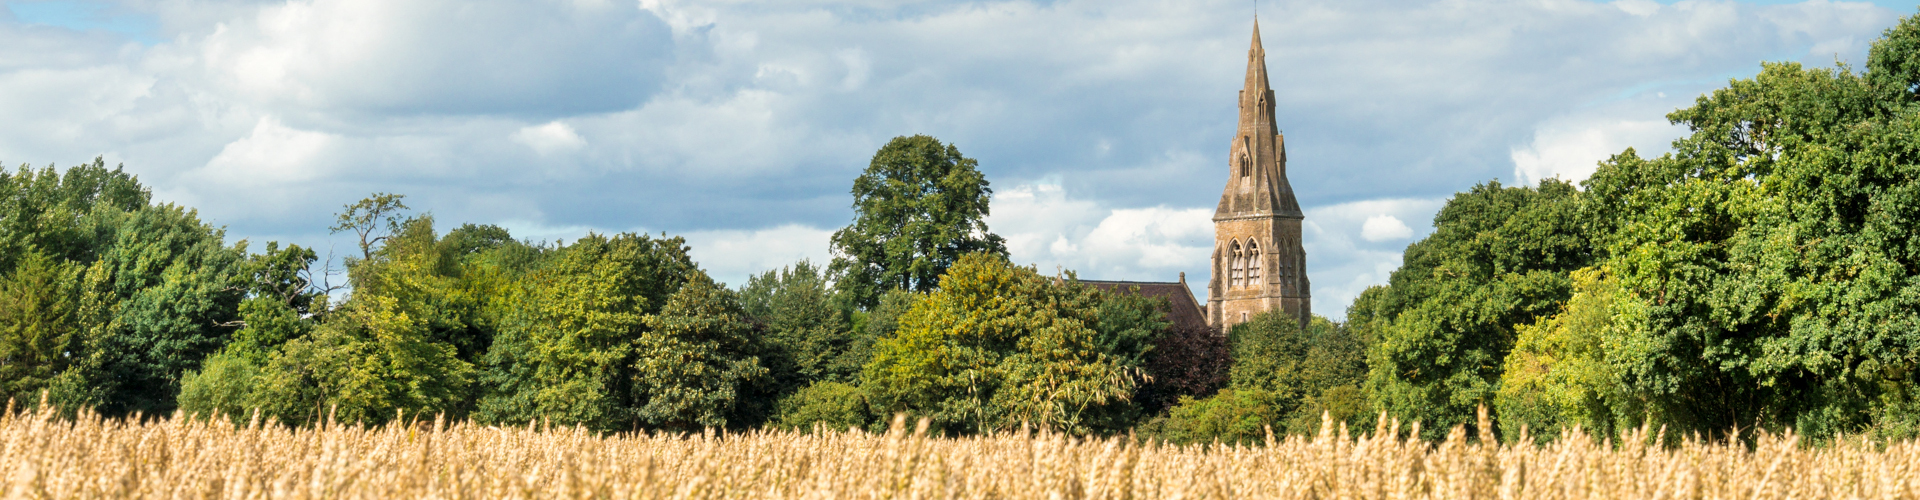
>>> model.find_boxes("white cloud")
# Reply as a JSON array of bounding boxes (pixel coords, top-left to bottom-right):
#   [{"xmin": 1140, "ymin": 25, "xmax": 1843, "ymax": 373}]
[
  {"xmin": 1512, "ymin": 115, "xmax": 1682, "ymax": 186},
  {"xmin": 197, "ymin": 0, "xmax": 673, "ymax": 116},
  {"xmin": 512, "ymin": 121, "xmax": 587, "ymax": 156},
  {"xmin": 1614, "ymin": 0, "xmax": 1661, "ymax": 18},
  {"xmin": 1304, "ymin": 197, "xmax": 1449, "ymax": 319},
  {"xmin": 682, "ymin": 224, "xmax": 836, "ymax": 287},
  {"xmin": 988, "ymin": 180, "xmax": 1211, "ymax": 293},
  {"xmin": 1360, "ymin": 214, "xmax": 1413, "ymax": 242},
  {"xmin": 198, "ymin": 115, "xmax": 335, "ymax": 183}
]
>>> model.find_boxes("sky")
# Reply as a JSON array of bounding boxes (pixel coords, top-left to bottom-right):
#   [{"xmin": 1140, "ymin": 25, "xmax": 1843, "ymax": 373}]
[{"xmin": 0, "ymin": 0, "xmax": 1913, "ymax": 320}]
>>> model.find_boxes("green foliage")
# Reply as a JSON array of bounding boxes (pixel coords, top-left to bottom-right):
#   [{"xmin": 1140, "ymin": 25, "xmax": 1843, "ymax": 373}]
[
  {"xmin": 738, "ymin": 260, "xmax": 866, "ymax": 395},
  {"xmin": 1350, "ymin": 12, "xmax": 1920, "ymax": 440},
  {"xmin": 633, "ymin": 277, "xmax": 769, "ymax": 429},
  {"xmin": 254, "ymin": 296, "xmax": 476, "ymax": 426},
  {"xmin": 0, "ymin": 252, "xmax": 80, "ymax": 403},
  {"xmin": 1148, "ymin": 388, "xmax": 1282, "ymax": 445},
  {"xmin": 1090, "ymin": 287, "xmax": 1171, "ymax": 369},
  {"xmin": 0, "ymin": 158, "xmax": 147, "ymax": 274},
  {"xmin": 174, "ymin": 350, "xmax": 264, "ymax": 422},
  {"xmin": 1494, "ymin": 267, "xmax": 1628, "ymax": 442},
  {"xmin": 330, "ymin": 193, "xmax": 409, "ymax": 261},
  {"xmin": 772, "ymin": 381, "xmax": 876, "ymax": 432},
  {"xmin": 64, "ymin": 203, "xmax": 249, "ymax": 415},
  {"xmin": 859, "ymin": 288, "xmax": 918, "ymax": 341},
  {"xmin": 861, "ymin": 253, "xmax": 1140, "ymax": 435},
  {"xmin": 477, "ymin": 232, "xmax": 768, "ymax": 431},
  {"xmin": 1218, "ymin": 311, "xmax": 1369, "ymax": 435},
  {"xmin": 829, "ymin": 135, "xmax": 1008, "ymax": 309},
  {"xmin": 1577, "ymin": 48, "xmax": 1920, "ymax": 437},
  {"xmin": 1361, "ymin": 180, "xmax": 1592, "ymax": 438},
  {"xmin": 181, "ymin": 202, "xmax": 504, "ymax": 426}
]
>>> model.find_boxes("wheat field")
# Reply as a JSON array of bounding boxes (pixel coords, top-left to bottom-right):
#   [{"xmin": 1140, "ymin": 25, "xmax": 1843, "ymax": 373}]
[{"xmin": 3, "ymin": 401, "xmax": 1918, "ymax": 499}]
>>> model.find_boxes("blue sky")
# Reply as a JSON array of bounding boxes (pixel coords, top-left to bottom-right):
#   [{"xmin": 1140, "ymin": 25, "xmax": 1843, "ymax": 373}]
[{"xmin": 0, "ymin": 0, "xmax": 1909, "ymax": 319}]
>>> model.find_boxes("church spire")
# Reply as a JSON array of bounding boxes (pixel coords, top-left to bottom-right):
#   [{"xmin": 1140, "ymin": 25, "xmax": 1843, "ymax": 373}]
[
  {"xmin": 1217, "ymin": 19, "xmax": 1301, "ymax": 219},
  {"xmin": 1208, "ymin": 18, "xmax": 1311, "ymax": 330}
]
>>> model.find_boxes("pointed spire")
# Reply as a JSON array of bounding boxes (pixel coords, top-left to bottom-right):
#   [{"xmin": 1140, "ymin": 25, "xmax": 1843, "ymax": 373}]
[
  {"xmin": 1243, "ymin": 20, "xmax": 1271, "ymax": 101},
  {"xmin": 1218, "ymin": 18, "xmax": 1301, "ymax": 219},
  {"xmin": 1251, "ymin": 17, "xmax": 1263, "ymax": 56}
]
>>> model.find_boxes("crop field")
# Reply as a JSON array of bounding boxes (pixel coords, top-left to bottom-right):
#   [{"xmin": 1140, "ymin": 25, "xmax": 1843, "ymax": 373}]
[{"xmin": 3, "ymin": 403, "xmax": 1917, "ymax": 499}]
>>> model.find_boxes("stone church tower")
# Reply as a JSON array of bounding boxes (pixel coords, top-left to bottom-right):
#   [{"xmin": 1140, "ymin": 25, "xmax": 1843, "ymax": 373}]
[{"xmin": 1209, "ymin": 20, "xmax": 1310, "ymax": 330}]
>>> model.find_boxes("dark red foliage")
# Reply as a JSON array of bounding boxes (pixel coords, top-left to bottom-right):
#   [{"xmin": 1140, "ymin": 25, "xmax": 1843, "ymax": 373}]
[{"xmin": 1138, "ymin": 322, "xmax": 1230, "ymax": 414}]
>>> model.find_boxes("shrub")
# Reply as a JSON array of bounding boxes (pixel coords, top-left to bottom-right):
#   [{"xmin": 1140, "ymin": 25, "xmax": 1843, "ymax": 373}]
[{"xmin": 773, "ymin": 381, "xmax": 875, "ymax": 432}]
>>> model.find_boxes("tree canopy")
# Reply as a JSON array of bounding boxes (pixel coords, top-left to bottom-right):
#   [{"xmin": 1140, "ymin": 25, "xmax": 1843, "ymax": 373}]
[{"xmin": 829, "ymin": 135, "xmax": 1007, "ymax": 309}]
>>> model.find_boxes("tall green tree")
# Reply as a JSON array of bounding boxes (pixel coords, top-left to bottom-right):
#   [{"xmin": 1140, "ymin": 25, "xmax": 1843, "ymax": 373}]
[
  {"xmin": 1563, "ymin": 15, "xmax": 1920, "ymax": 437},
  {"xmin": 0, "ymin": 158, "xmax": 147, "ymax": 274},
  {"xmin": 1357, "ymin": 180, "xmax": 1593, "ymax": 437},
  {"xmin": 62, "ymin": 203, "xmax": 250, "ymax": 415},
  {"xmin": 634, "ymin": 277, "xmax": 769, "ymax": 429},
  {"xmin": 0, "ymin": 252, "xmax": 80, "ymax": 403},
  {"xmin": 829, "ymin": 135, "xmax": 1007, "ymax": 309},
  {"xmin": 738, "ymin": 260, "xmax": 863, "ymax": 396}
]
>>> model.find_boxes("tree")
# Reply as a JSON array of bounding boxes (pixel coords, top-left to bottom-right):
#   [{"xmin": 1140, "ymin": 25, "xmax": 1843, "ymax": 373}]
[
  {"xmin": 738, "ymin": 260, "xmax": 863, "ymax": 396},
  {"xmin": 1154, "ymin": 310, "xmax": 1367, "ymax": 440},
  {"xmin": 633, "ymin": 277, "xmax": 769, "ymax": 429},
  {"xmin": 0, "ymin": 252, "xmax": 80, "ymax": 403},
  {"xmin": 1494, "ymin": 267, "xmax": 1624, "ymax": 443},
  {"xmin": 1147, "ymin": 388, "xmax": 1283, "ymax": 445},
  {"xmin": 1570, "ymin": 22, "xmax": 1920, "ymax": 437},
  {"xmin": 182, "ymin": 202, "xmax": 507, "ymax": 425},
  {"xmin": 0, "ymin": 158, "xmax": 146, "ymax": 275},
  {"xmin": 861, "ymin": 253, "xmax": 1139, "ymax": 434},
  {"xmin": 1359, "ymin": 180, "xmax": 1592, "ymax": 438},
  {"xmin": 63, "ymin": 203, "xmax": 250, "ymax": 415},
  {"xmin": 330, "ymin": 193, "xmax": 408, "ymax": 261},
  {"xmin": 477, "ymin": 232, "xmax": 751, "ymax": 432},
  {"xmin": 829, "ymin": 135, "xmax": 1007, "ymax": 309},
  {"xmin": 244, "ymin": 294, "xmax": 476, "ymax": 426},
  {"xmin": 1137, "ymin": 321, "xmax": 1229, "ymax": 415},
  {"xmin": 773, "ymin": 381, "xmax": 875, "ymax": 432}
]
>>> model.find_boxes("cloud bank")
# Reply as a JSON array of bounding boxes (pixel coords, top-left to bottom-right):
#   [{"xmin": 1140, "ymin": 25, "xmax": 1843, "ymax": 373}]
[{"xmin": 0, "ymin": 0, "xmax": 1907, "ymax": 318}]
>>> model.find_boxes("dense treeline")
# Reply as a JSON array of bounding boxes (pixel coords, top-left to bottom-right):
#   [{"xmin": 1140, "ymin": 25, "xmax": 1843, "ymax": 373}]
[
  {"xmin": 0, "ymin": 135, "xmax": 1308, "ymax": 439},
  {"xmin": 1354, "ymin": 12, "xmax": 1920, "ymax": 441}
]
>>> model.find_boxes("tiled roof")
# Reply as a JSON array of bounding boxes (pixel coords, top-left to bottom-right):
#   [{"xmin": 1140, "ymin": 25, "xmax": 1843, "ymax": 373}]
[{"xmin": 1078, "ymin": 279, "xmax": 1209, "ymax": 333}]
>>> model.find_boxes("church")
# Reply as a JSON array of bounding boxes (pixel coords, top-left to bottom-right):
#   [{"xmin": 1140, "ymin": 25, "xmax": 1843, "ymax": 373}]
[{"xmin": 1086, "ymin": 20, "xmax": 1310, "ymax": 332}]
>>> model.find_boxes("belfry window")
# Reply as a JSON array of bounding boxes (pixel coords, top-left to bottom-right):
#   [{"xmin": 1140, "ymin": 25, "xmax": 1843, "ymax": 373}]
[
  {"xmin": 1228, "ymin": 241, "xmax": 1244, "ymax": 288},
  {"xmin": 1246, "ymin": 241, "xmax": 1262, "ymax": 286}
]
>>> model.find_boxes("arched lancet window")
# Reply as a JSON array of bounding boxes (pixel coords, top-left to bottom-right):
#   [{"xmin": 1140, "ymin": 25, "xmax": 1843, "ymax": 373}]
[
  {"xmin": 1228, "ymin": 241, "xmax": 1244, "ymax": 288},
  {"xmin": 1246, "ymin": 241, "xmax": 1262, "ymax": 286},
  {"xmin": 1239, "ymin": 138, "xmax": 1253, "ymax": 179}
]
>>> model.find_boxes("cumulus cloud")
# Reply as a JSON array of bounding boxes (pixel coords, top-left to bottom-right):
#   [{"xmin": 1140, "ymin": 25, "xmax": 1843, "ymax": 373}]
[
  {"xmin": 0, "ymin": 0, "xmax": 1906, "ymax": 317},
  {"xmin": 1304, "ymin": 198, "xmax": 1449, "ymax": 319},
  {"xmin": 988, "ymin": 180, "xmax": 1212, "ymax": 291},
  {"xmin": 681, "ymin": 224, "xmax": 836, "ymax": 287},
  {"xmin": 512, "ymin": 121, "xmax": 587, "ymax": 156},
  {"xmin": 197, "ymin": 0, "xmax": 674, "ymax": 117},
  {"xmin": 1511, "ymin": 93, "xmax": 1690, "ymax": 186},
  {"xmin": 1360, "ymin": 214, "xmax": 1413, "ymax": 242}
]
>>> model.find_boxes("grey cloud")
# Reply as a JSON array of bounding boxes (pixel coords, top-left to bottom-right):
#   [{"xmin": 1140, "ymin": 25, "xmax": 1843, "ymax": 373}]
[
  {"xmin": 0, "ymin": 0, "xmax": 1906, "ymax": 317},
  {"xmin": 195, "ymin": 0, "xmax": 675, "ymax": 118}
]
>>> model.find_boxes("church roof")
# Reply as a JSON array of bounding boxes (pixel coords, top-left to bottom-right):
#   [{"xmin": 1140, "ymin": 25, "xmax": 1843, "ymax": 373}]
[{"xmin": 1078, "ymin": 278, "xmax": 1210, "ymax": 333}]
